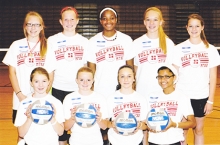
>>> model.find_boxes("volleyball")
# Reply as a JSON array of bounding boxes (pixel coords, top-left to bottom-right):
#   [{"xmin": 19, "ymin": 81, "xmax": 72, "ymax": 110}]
[
  {"xmin": 75, "ymin": 104, "xmax": 97, "ymax": 128},
  {"xmin": 115, "ymin": 112, "xmax": 137, "ymax": 136},
  {"xmin": 146, "ymin": 108, "xmax": 169, "ymax": 131},
  {"xmin": 30, "ymin": 100, "xmax": 54, "ymax": 125}
]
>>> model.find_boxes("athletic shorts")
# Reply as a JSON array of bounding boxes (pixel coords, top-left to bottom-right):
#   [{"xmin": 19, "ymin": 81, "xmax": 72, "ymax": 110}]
[
  {"xmin": 12, "ymin": 109, "xmax": 17, "ymax": 124},
  {"xmin": 191, "ymin": 97, "xmax": 208, "ymax": 117},
  {"xmin": 52, "ymin": 87, "xmax": 73, "ymax": 141}
]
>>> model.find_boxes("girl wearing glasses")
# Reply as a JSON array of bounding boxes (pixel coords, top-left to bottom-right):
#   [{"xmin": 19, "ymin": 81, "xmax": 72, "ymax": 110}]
[
  {"xmin": 48, "ymin": 6, "xmax": 88, "ymax": 145},
  {"xmin": 2, "ymin": 11, "xmax": 56, "ymax": 143},
  {"xmin": 146, "ymin": 65, "xmax": 196, "ymax": 145},
  {"xmin": 172, "ymin": 14, "xmax": 220, "ymax": 145},
  {"xmin": 87, "ymin": 7, "xmax": 135, "ymax": 144}
]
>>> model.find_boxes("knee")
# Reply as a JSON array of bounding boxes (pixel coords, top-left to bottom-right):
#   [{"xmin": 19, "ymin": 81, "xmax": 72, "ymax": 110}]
[{"xmin": 194, "ymin": 127, "xmax": 204, "ymax": 135}]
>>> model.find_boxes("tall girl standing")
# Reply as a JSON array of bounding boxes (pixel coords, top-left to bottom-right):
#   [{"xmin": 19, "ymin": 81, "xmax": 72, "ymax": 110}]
[
  {"xmin": 133, "ymin": 7, "xmax": 175, "ymax": 98},
  {"xmin": 15, "ymin": 67, "xmax": 64, "ymax": 145},
  {"xmin": 48, "ymin": 6, "xmax": 88, "ymax": 145},
  {"xmin": 2, "ymin": 11, "xmax": 56, "ymax": 142},
  {"xmin": 87, "ymin": 7, "xmax": 135, "ymax": 98},
  {"xmin": 63, "ymin": 67, "xmax": 108, "ymax": 145},
  {"xmin": 87, "ymin": 7, "xmax": 135, "ymax": 144},
  {"xmin": 172, "ymin": 14, "xmax": 220, "ymax": 145},
  {"xmin": 106, "ymin": 65, "xmax": 148, "ymax": 145}
]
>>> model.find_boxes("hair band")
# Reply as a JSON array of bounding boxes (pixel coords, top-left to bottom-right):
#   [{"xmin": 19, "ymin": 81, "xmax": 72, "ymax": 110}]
[
  {"xmin": 60, "ymin": 6, "xmax": 78, "ymax": 16},
  {"xmin": 99, "ymin": 7, "xmax": 117, "ymax": 19}
]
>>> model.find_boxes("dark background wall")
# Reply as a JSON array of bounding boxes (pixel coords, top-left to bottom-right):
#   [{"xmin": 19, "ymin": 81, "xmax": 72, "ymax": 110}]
[{"xmin": 1, "ymin": 0, "xmax": 220, "ymax": 60}]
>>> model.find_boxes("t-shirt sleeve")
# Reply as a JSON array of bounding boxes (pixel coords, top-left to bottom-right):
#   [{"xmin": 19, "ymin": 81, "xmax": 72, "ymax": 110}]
[
  {"xmin": 171, "ymin": 45, "xmax": 181, "ymax": 67},
  {"xmin": 124, "ymin": 36, "xmax": 135, "ymax": 60},
  {"xmin": 82, "ymin": 38, "xmax": 89, "ymax": 65},
  {"xmin": 14, "ymin": 101, "xmax": 30, "ymax": 127},
  {"xmin": 2, "ymin": 41, "xmax": 17, "ymax": 67},
  {"xmin": 63, "ymin": 95, "xmax": 72, "ymax": 120},
  {"xmin": 100, "ymin": 97, "xmax": 108, "ymax": 119},
  {"xmin": 54, "ymin": 99, "xmax": 65, "ymax": 123},
  {"xmin": 86, "ymin": 39, "xmax": 97, "ymax": 64},
  {"xmin": 140, "ymin": 97, "xmax": 148, "ymax": 121},
  {"xmin": 209, "ymin": 46, "xmax": 220, "ymax": 68},
  {"xmin": 165, "ymin": 39, "xmax": 175, "ymax": 64},
  {"xmin": 182, "ymin": 97, "xmax": 194, "ymax": 118},
  {"xmin": 44, "ymin": 43, "xmax": 57, "ymax": 73}
]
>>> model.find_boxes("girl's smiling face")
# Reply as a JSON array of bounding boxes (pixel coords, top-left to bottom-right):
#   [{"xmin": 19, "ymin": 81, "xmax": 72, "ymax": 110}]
[
  {"xmin": 186, "ymin": 18, "xmax": 204, "ymax": 39},
  {"xmin": 76, "ymin": 72, "xmax": 94, "ymax": 91},
  {"xmin": 100, "ymin": 10, "xmax": 117, "ymax": 31}
]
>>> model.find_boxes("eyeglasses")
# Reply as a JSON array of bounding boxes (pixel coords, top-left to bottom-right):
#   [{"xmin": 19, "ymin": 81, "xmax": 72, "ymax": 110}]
[
  {"xmin": 26, "ymin": 23, "xmax": 41, "ymax": 27},
  {"xmin": 156, "ymin": 75, "xmax": 174, "ymax": 80}
]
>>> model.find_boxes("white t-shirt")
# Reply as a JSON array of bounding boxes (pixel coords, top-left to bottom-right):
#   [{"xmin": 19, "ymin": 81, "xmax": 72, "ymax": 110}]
[
  {"xmin": 134, "ymin": 34, "xmax": 175, "ymax": 98},
  {"xmin": 2, "ymin": 38, "xmax": 56, "ymax": 110},
  {"xmin": 147, "ymin": 90, "xmax": 194, "ymax": 144},
  {"xmin": 48, "ymin": 32, "xmax": 88, "ymax": 91},
  {"xmin": 87, "ymin": 31, "xmax": 135, "ymax": 97},
  {"xmin": 14, "ymin": 94, "xmax": 64, "ymax": 145},
  {"xmin": 63, "ymin": 91, "xmax": 108, "ymax": 145},
  {"xmin": 172, "ymin": 40, "xmax": 220, "ymax": 99},
  {"xmin": 107, "ymin": 90, "xmax": 148, "ymax": 145}
]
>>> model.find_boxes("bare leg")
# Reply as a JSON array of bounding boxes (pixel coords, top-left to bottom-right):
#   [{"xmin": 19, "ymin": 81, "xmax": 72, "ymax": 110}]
[
  {"xmin": 193, "ymin": 117, "xmax": 205, "ymax": 145},
  {"xmin": 143, "ymin": 131, "xmax": 149, "ymax": 145},
  {"xmin": 59, "ymin": 141, "xmax": 67, "ymax": 145},
  {"xmin": 181, "ymin": 117, "xmax": 189, "ymax": 145}
]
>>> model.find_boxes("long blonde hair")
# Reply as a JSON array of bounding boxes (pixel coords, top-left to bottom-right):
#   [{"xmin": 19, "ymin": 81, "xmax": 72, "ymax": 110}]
[
  {"xmin": 144, "ymin": 7, "xmax": 168, "ymax": 54},
  {"xmin": 23, "ymin": 11, "xmax": 47, "ymax": 57}
]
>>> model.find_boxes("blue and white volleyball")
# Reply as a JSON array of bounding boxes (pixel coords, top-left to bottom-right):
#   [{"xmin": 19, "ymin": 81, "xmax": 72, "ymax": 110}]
[
  {"xmin": 115, "ymin": 112, "xmax": 137, "ymax": 136},
  {"xmin": 75, "ymin": 104, "xmax": 97, "ymax": 128},
  {"xmin": 146, "ymin": 108, "xmax": 169, "ymax": 131},
  {"xmin": 31, "ymin": 100, "xmax": 54, "ymax": 125}
]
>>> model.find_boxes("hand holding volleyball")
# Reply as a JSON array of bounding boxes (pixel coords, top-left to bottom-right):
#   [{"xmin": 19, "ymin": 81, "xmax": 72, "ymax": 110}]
[
  {"xmin": 75, "ymin": 104, "xmax": 97, "ymax": 128},
  {"xmin": 114, "ymin": 112, "xmax": 138, "ymax": 136},
  {"xmin": 96, "ymin": 108, "xmax": 102, "ymax": 123},
  {"xmin": 146, "ymin": 108, "xmax": 169, "ymax": 132},
  {"xmin": 25, "ymin": 104, "xmax": 32, "ymax": 119},
  {"xmin": 30, "ymin": 100, "xmax": 54, "ymax": 125}
]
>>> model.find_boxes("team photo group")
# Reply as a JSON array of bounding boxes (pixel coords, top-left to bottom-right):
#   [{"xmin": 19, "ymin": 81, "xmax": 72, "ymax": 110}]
[{"xmin": 2, "ymin": 5, "xmax": 220, "ymax": 145}]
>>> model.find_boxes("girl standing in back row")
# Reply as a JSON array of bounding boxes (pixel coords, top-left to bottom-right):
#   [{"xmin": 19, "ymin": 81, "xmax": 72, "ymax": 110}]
[
  {"xmin": 2, "ymin": 11, "xmax": 56, "ymax": 143},
  {"xmin": 87, "ymin": 7, "xmax": 135, "ymax": 144},
  {"xmin": 133, "ymin": 7, "xmax": 175, "ymax": 98},
  {"xmin": 172, "ymin": 14, "xmax": 220, "ymax": 145},
  {"xmin": 48, "ymin": 6, "xmax": 88, "ymax": 145}
]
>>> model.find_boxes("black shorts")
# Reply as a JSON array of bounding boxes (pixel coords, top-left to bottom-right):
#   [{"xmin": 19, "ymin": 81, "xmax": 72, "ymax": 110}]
[
  {"xmin": 52, "ymin": 87, "xmax": 73, "ymax": 141},
  {"xmin": 191, "ymin": 97, "xmax": 208, "ymax": 117},
  {"xmin": 12, "ymin": 109, "xmax": 17, "ymax": 124}
]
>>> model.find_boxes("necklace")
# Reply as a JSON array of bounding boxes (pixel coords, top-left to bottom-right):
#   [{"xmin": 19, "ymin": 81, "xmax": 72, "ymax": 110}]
[
  {"xmin": 102, "ymin": 31, "xmax": 117, "ymax": 41},
  {"xmin": 27, "ymin": 39, "xmax": 40, "ymax": 57}
]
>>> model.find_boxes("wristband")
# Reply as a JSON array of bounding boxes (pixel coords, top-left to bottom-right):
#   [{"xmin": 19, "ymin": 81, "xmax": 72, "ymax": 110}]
[
  {"xmin": 175, "ymin": 122, "xmax": 179, "ymax": 128},
  {"xmin": 51, "ymin": 120, "xmax": 57, "ymax": 126},
  {"xmin": 16, "ymin": 91, "xmax": 21, "ymax": 95},
  {"xmin": 207, "ymin": 100, "xmax": 213, "ymax": 104}
]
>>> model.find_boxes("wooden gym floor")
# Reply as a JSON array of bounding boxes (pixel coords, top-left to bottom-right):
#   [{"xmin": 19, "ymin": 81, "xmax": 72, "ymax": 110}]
[{"xmin": 0, "ymin": 64, "xmax": 220, "ymax": 145}]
